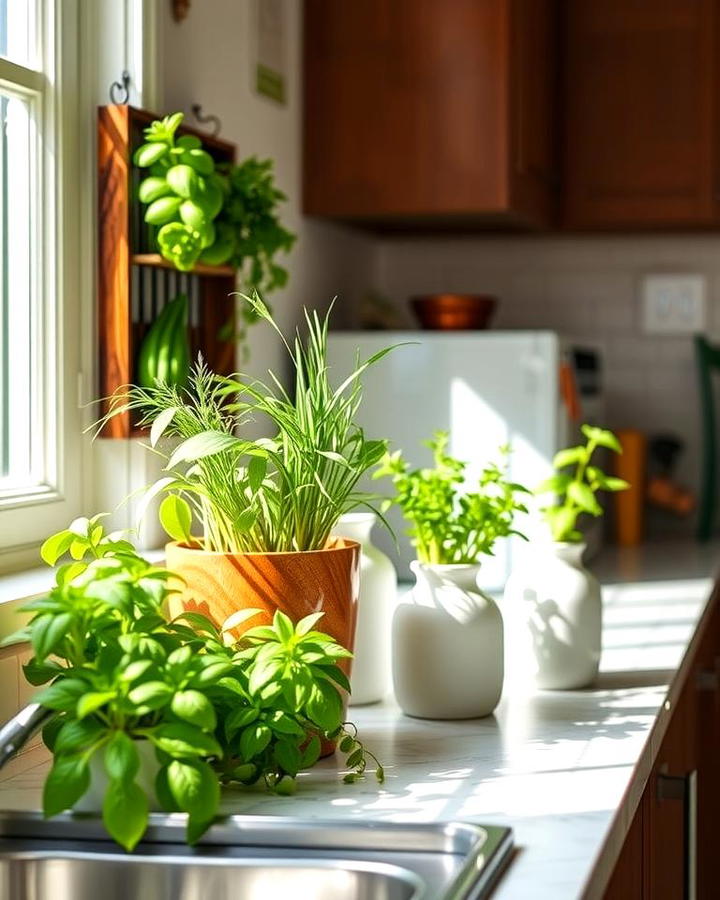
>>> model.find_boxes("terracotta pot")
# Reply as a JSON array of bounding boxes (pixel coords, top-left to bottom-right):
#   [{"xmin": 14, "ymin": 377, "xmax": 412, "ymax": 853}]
[{"xmin": 165, "ymin": 538, "xmax": 361, "ymax": 756}]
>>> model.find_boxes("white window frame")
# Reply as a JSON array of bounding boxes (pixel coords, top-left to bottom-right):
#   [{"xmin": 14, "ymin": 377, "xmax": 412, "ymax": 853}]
[{"xmin": 0, "ymin": 0, "xmax": 84, "ymax": 569}]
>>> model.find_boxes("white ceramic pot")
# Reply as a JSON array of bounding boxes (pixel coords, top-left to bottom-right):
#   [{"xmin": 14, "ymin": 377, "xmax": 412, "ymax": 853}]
[
  {"xmin": 332, "ymin": 513, "xmax": 397, "ymax": 705},
  {"xmin": 73, "ymin": 738, "xmax": 160, "ymax": 813},
  {"xmin": 392, "ymin": 562, "xmax": 503, "ymax": 720},
  {"xmin": 503, "ymin": 541, "xmax": 601, "ymax": 690}
]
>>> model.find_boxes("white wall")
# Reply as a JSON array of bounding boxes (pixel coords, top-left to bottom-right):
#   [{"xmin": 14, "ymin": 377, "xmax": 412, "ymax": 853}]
[
  {"xmin": 159, "ymin": 0, "xmax": 376, "ymax": 398},
  {"xmin": 373, "ymin": 234, "xmax": 720, "ymax": 536}
]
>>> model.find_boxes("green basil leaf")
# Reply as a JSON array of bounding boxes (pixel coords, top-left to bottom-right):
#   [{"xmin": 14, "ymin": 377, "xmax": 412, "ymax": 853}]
[
  {"xmin": 295, "ymin": 611, "xmax": 325, "ymax": 636},
  {"xmin": 128, "ymin": 681, "xmax": 173, "ymax": 710},
  {"xmin": 43, "ymin": 753, "xmax": 90, "ymax": 817},
  {"xmin": 567, "ymin": 481, "xmax": 602, "ymax": 515},
  {"xmin": 192, "ymin": 660, "xmax": 234, "ymax": 687},
  {"xmin": 315, "ymin": 664, "xmax": 352, "ymax": 694},
  {"xmin": 32, "ymin": 612, "xmax": 72, "ymax": 660},
  {"xmin": 155, "ymin": 764, "xmax": 181, "ymax": 812},
  {"xmin": 552, "ymin": 446, "xmax": 586, "ymax": 469},
  {"xmin": 273, "ymin": 740, "xmax": 302, "ymax": 776},
  {"xmin": 41, "ymin": 715, "xmax": 64, "ymax": 752},
  {"xmin": 120, "ymin": 660, "xmax": 155, "ymax": 683},
  {"xmin": 306, "ymin": 681, "xmax": 343, "ymax": 734},
  {"xmin": 166, "ymin": 759, "xmax": 219, "ymax": 837},
  {"xmin": 22, "ymin": 657, "xmax": 64, "ymax": 686},
  {"xmin": 239, "ymin": 723, "xmax": 272, "ymax": 760},
  {"xmin": 300, "ymin": 734, "xmax": 321, "ymax": 769},
  {"xmin": 103, "ymin": 779, "xmax": 148, "ymax": 852},
  {"xmin": 602, "ymin": 477, "xmax": 630, "ymax": 492},
  {"xmin": 171, "ymin": 690, "xmax": 216, "ymax": 731},
  {"xmin": 40, "ymin": 530, "xmax": 75, "ymax": 566},
  {"xmin": 104, "ymin": 732, "xmax": 140, "ymax": 781},
  {"xmin": 273, "ymin": 610, "xmax": 295, "ymax": 644},
  {"xmin": 76, "ymin": 691, "xmax": 116, "ymax": 720},
  {"xmin": 150, "ymin": 723, "xmax": 222, "ymax": 759},
  {"xmin": 269, "ymin": 711, "xmax": 305, "ymax": 737},
  {"xmin": 35, "ymin": 679, "xmax": 87, "ymax": 712},
  {"xmin": 224, "ymin": 706, "xmax": 259, "ymax": 740},
  {"xmin": 54, "ymin": 718, "xmax": 105, "ymax": 756}
]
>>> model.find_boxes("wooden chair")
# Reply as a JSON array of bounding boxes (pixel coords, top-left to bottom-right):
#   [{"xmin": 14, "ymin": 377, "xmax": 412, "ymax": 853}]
[{"xmin": 695, "ymin": 334, "xmax": 720, "ymax": 540}]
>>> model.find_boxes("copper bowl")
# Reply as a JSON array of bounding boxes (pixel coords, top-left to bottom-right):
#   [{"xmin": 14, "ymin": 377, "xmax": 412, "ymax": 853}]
[{"xmin": 410, "ymin": 294, "xmax": 497, "ymax": 331}]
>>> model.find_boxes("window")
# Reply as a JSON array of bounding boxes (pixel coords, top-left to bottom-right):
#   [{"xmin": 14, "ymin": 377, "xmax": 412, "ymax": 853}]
[{"xmin": 0, "ymin": 0, "xmax": 83, "ymax": 563}]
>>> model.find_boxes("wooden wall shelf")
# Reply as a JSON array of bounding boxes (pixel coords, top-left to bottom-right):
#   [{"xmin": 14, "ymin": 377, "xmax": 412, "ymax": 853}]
[
  {"xmin": 98, "ymin": 104, "xmax": 237, "ymax": 438},
  {"xmin": 130, "ymin": 254, "xmax": 236, "ymax": 278}
]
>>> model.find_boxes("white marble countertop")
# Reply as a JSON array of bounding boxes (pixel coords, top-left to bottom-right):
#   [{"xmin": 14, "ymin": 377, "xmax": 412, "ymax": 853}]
[{"xmin": 1, "ymin": 540, "xmax": 718, "ymax": 898}]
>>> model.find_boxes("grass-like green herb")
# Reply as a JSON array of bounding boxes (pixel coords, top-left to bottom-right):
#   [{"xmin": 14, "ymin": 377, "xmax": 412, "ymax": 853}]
[{"xmin": 96, "ymin": 294, "xmax": 395, "ymax": 553}]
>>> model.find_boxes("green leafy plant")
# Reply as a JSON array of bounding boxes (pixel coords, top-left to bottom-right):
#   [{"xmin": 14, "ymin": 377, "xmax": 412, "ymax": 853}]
[
  {"xmin": 134, "ymin": 114, "xmax": 295, "ymax": 299},
  {"xmin": 134, "ymin": 113, "xmax": 223, "ymax": 271},
  {"xmin": 205, "ymin": 157, "xmax": 296, "ymax": 313},
  {"xmin": 375, "ymin": 431, "xmax": 530, "ymax": 565},
  {"xmin": 96, "ymin": 293, "xmax": 396, "ymax": 553},
  {"xmin": 5, "ymin": 518, "xmax": 382, "ymax": 851},
  {"xmin": 536, "ymin": 424, "xmax": 630, "ymax": 543}
]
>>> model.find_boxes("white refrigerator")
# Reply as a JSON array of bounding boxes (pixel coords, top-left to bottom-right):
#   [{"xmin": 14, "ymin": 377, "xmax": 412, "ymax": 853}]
[{"xmin": 327, "ymin": 331, "xmax": 582, "ymax": 590}]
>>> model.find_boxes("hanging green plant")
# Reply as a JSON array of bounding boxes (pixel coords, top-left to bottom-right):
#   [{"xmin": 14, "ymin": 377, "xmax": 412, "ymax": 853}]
[
  {"xmin": 134, "ymin": 114, "xmax": 296, "ymax": 307},
  {"xmin": 134, "ymin": 114, "xmax": 224, "ymax": 272}
]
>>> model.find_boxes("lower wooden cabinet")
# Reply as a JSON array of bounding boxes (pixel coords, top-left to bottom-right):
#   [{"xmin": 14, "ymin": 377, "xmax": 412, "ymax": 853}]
[{"xmin": 603, "ymin": 588, "xmax": 720, "ymax": 899}]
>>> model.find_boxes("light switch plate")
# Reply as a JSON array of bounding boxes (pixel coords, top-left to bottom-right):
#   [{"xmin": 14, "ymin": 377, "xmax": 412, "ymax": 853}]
[{"xmin": 641, "ymin": 274, "xmax": 706, "ymax": 335}]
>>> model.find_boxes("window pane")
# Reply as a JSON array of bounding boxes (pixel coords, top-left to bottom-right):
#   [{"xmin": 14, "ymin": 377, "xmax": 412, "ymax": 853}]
[
  {"xmin": 0, "ymin": 0, "xmax": 35, "ymax": 69},
  {"xmin": 0, "ymin": 91, "xmax": 39, "ymax": 494}
]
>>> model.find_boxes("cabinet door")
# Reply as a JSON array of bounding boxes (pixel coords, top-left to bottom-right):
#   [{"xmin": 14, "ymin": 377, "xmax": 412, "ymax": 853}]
[
  {"xmin": 692, "ymin": 592, "xmax": 720, "ymax": 900},
  {"xmin": 603, "ymin": 797, "xmax": 645, "ymax": 899},
  {"xmin": 510, "ymin": 0, "xmax": 559, "ymax": 224},
  {"xmin": 303, "ymin": 0, "xmax": 510, "ymax": 220},
  {"xmin": 564, "ymin": 0, "xmax": 718, "ymax": 228},
  {"xmin": 645, "ymin": 681, "xmax": 697, "ymax": 899}
]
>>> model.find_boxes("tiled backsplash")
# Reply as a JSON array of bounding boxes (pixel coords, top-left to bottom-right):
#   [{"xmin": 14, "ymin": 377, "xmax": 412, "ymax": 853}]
[
  {"xmin": 0, "ymin": 643, "xmax": 40, "ymax": 750},
  {"xmin": 370, "ymin": 234, "xmax": 720, "ymax": 536}
]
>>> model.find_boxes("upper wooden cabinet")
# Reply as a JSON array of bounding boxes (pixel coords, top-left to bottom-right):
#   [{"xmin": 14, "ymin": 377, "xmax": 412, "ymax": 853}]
[
  {"xmin": 564, "ymin": 0, "xmax": 719, "ymax": 228},
  {"xmin": 303, "ymin": 0, "xmax": 559, "ymax": 228}
]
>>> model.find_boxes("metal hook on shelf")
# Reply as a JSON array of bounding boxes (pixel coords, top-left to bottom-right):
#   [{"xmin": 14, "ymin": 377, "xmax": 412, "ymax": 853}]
[
  {"xmin": 191, "ymin": 103, "xmax": 222, "ymax": 137},
  {"xmin": 109, "ymin": 71, "xmax": 131, "ymax": 105}
]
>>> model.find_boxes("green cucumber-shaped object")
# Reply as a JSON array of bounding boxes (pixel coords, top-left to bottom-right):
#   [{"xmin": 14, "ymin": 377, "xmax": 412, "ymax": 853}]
[
  {"xmin": 154, "ymin": 295, "xmax": 185, "ymax": 384},
  {"xmin": 137, "ymin": 304, "xmax": 171, "ymax": 388},
  {"xmin": 168, "ymin": 294, "xmax": 190, "ymax": 386}
]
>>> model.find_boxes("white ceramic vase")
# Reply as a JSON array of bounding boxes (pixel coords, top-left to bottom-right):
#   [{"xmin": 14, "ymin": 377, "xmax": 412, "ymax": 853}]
[
  {"xmin": 73, "ymin": 738, "xmax": 159, "ymax": 813},
  {"xmin": 503, "ymin": 541, "xmax": 601, "ymax": 690},
  {"xmin": 392, "ymin": 562, "xmax": 504, "ymax": 720},
  {"xmin": 332, "ymin": 512, "xmax": 397, "ymax": 705}
]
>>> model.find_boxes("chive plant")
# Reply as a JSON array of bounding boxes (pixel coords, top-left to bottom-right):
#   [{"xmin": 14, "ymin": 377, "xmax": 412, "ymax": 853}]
[{"xmin": 97, "ymin": 294, "xmax": 395, "ymax": 553}]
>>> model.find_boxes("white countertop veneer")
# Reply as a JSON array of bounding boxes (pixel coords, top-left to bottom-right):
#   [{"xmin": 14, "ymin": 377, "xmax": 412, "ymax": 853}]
[{"xmin": 0, "ymin": 540, "xmax": 717, "ymax": 898}]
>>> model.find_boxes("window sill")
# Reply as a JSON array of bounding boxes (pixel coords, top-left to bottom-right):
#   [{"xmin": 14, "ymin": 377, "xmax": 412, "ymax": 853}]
[{"xmin": 0, "ymin": 548, "xmax": 166, "ymax": 644}]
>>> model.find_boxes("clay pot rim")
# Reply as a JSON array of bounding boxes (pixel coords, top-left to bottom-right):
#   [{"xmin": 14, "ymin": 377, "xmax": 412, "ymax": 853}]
[{"xmin": 165, "ymin": 538, "xmax": 361, "ymax": 560}]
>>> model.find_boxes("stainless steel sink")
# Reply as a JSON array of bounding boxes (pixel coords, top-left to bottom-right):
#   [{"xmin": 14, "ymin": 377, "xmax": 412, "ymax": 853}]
[{"xmin": 0, "ymin": 812, "xmax": 513, "ymax": 899}]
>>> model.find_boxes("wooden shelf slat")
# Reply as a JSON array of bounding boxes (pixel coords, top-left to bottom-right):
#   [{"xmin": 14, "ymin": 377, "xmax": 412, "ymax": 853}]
[{"xmin": 131, "ymin": 254, "xmax": 236, "ymax": 278}]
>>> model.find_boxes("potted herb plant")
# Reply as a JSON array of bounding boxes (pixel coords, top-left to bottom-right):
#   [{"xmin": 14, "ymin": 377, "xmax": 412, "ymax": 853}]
[
  {"xmin": 5, "ymin": 516, "xmax": 382, "ymax": 851},
  {"xmin": 503, "ymin": 425, "xmax": 629, "ymax": 690},
  {"xmin": 98, "ymin": 295, "xmax": 394, "ymax": 749},
  {"xmin": 375, "ymin": 433, "xmax": 529, "ymax": 719}
]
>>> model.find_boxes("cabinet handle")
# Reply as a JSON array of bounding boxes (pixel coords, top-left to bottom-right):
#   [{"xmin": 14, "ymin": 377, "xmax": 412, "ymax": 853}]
[{"xmin": 657, "ymin": 770, "xmax": 697, "ymax": 900}]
